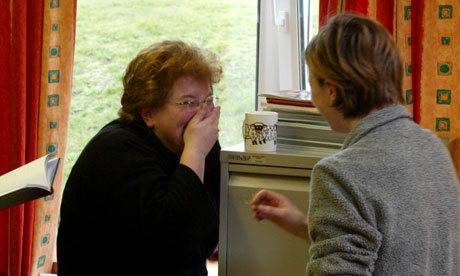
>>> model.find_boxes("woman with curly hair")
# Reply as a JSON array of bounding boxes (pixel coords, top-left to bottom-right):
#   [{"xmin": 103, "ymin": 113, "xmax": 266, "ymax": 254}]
[{"xmin": 58, "ymin": 40, "xmax": 222, "ymax": 275}]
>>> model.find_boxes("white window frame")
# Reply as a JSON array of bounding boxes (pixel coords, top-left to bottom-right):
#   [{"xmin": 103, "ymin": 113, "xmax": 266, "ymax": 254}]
[{"xmin": 257, "ymin": 0, "xmax": 311, "ymax": 109}]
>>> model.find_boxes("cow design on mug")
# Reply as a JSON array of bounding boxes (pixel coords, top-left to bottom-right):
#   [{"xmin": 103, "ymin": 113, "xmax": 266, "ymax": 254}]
[{"xmin": 245, "ymin": 122, "xmax": 277, "ymax": 145}]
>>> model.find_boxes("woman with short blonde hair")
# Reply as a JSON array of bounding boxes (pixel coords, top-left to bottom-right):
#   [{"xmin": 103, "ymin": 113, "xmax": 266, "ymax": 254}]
[{"xmin": 253, "ymin": 14, "xmax": 460, "ymax": 275}]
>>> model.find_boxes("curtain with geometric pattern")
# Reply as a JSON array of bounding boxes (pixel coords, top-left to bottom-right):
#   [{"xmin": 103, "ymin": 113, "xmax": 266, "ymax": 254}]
[
  {"xmin": 0, "ymin": 1, "xmax": 76, "ymax": 275},
  {"xmin": 319, "ymin": 0, "xmax": 460, "ymax": 179}
]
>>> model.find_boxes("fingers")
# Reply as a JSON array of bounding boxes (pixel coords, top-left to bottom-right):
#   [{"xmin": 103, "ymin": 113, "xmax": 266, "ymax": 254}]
[
  {"xmin": 251, "ymin": 189, "xmax": 294, "ymax": 221},
  {"xmin": 252, "ymin": 189, "xmax": 282, "ymax": 206},
  {"xmin": 191, "ymin": 104, "xmax": 220, "ymax": 126},
  {"xmin": 252, "ymin": 189, "xmax": 269, "ymax": 205},
  {"xmin": 182, "ymin": 104, "xmax": 220, "ymax": 157},
  {"xmin": 190, "ymin": 104, "xmax": 208, "ymax": 123},
  {"xmin": 252, "ymin": 189, "xmax": 282, "ymax": 221},
  {"xmin": 253, "ymin": 204, "xmax": 284, "ymax": 221},
  {"xmin": 212, "ymin": 105, "xmax": 221, "ymax": 123},
  {"xmin": 251, "ymin": 189, "xmax": 310, "ymax": 240}
]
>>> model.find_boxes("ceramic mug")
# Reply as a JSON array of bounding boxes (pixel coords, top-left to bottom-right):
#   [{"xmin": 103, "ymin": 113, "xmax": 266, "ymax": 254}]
[{"xmin": 242, "ymin": 111, "xmax": 278, "ymax": 151}]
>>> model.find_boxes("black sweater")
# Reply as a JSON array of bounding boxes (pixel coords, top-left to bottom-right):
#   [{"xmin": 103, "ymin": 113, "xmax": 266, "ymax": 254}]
[{"xmin": 57, "ymin": 118, "xmax": 220, "ymax": 275}]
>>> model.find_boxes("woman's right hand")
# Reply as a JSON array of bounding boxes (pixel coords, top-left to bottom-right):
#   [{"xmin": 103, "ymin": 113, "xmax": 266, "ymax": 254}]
[
  {"xmin": 183, "ymin": 104, "xmax": 220, "ymax": 158},
  {"xmin": 252, "ymin": 189, "xmax": 310, "ymax": 242},
  {"xmin": 180, "ymin": 104, "xmax": 220, "ymax": 182}
]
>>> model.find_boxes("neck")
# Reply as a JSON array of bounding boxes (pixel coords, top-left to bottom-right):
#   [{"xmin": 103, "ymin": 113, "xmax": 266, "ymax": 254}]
[
  {"xmin": 343, "ymin": 117, "xmax": 363, "ymax": 132},
  {"xmin": 343, "ymin": 107, "xmax": 386, "ymax": 132}
]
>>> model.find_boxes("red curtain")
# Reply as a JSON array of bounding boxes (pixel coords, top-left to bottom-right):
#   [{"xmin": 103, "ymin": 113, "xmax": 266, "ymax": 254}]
[
  {"xmin": 1, "ymin": 0, "xmax": 77, "ymax": 274},
  {"xmin": 0, "ymin": 1, "xmax": 43, "ymax": 276},
  {"xmin": 411, "ymin": 0, "xmax": 423, "ymax": 124},
  {"xmin": 319, "ymin": 0, "xmax": 369, "ymax": 28}
]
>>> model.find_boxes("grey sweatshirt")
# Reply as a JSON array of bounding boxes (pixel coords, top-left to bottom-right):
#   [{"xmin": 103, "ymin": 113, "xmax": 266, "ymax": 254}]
[{"xmin": 306, "ymin": 105, "xmax": 460, "ymax": 275}]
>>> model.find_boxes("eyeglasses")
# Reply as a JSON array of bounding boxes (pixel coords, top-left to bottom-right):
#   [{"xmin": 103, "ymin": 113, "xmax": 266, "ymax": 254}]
[{"xmin": 169, "ymin": 95, "xmax": 219, "ymax": 109}]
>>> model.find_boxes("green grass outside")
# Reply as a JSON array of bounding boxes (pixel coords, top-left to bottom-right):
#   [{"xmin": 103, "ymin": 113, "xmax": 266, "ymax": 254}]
[{"xmin": 66, "ymin": 0, "xmax": 258, "ymax": 181}]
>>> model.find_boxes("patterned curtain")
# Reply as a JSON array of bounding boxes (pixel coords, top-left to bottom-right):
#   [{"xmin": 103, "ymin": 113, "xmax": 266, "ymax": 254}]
[
  {"xmin": 0, "ymin": 1, "xmax": 76, "ymax": 275},
  {"xmin": 402, "ymin": 1, "xmax": 460, "ymax": 179},
  {"xmin": 319, "ymin": 0, "xmax": 460, "ymax": 179}
]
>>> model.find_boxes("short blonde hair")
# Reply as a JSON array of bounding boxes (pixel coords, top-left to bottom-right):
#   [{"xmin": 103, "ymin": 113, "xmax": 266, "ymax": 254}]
[
  {"xmin": 305, "ymin": 13, "xmax": 404, "ymax": 118},
  {"xmin": 118, "ymin": 40, "xmax": 223, "ymax": 122}
]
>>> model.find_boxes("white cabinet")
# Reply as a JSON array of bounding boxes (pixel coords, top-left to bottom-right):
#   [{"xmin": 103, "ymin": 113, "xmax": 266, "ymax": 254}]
[{"xmin": 219, "ymin": 144, "xmax": 334, "ymax": 276}]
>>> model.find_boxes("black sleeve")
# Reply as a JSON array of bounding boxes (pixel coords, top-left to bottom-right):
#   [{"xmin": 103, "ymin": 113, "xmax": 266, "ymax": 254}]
[
  {"xmin": 138, "ymin": 163, "xmax": 219, "ymax": 260},
  {"xmin": 203, "ymin": 141, "xmax": 221, "ymax": 209}
]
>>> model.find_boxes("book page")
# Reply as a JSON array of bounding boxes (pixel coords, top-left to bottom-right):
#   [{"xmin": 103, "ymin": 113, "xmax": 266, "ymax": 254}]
[
  {"xmin": 46, "ymin": 157, "xmax": 60, "ymax": 186},
  {"xmin": 259, "ymin": 89, "xmax": 312, "ymax": 102},
  {"xmin": 0, "ymin": 154, "xmax": 51, "ymax": 197},
  {"xmin": 262, "ymin": 102, "xmax": 320, "ymax": 114}
]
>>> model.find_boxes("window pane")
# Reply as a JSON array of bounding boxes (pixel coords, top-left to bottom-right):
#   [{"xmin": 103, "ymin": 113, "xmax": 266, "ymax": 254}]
[
  {"xmin": 308, "ymin": 0, "xmax": 320, "ymax": 39},
  {"xmin": 301, "ymin": 0, "xmax": 319, "ymax": 90},
  {"xmin": 66, "ymin": 0, "xmax": 258, "ymax": 181}
]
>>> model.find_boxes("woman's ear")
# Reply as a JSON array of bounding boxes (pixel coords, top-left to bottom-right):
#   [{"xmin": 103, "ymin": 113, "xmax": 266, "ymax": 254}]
[
  {"xmin": 325, "ymin": 81, "xmax": 338, "ymax": 105},
  {"xmin": 139, "ymin": 107, "xmax": 156, "ymax": 128}
]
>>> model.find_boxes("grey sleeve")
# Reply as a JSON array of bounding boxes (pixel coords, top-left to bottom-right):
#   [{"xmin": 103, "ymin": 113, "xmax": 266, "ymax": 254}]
[{"xmin": 306, "ymin": 163, "xmax": 382, "ymax": 276}]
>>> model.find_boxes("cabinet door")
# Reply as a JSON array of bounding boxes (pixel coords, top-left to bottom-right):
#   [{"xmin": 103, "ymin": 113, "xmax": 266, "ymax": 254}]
[{"xmin": 226, "ymin": 172, "xmax": 310, "ymax": 276}]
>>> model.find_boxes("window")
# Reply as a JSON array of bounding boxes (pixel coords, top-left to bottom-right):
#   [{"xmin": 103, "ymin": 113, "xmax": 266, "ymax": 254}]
[
  {"xmin": 257, "ymin": 0, "xmax": 319, "ymax": 104},
  {"xmin": 66, "ymin": 0, "xmax": 259, "ymax": 182},
  {"xmin": 67, "ymin": 0, "xmax": 318, "ymax": 182}
]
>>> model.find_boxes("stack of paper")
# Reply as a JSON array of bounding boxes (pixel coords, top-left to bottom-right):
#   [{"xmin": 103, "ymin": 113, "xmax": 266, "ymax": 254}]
[{"xmin": 259, "ymin": 90, "xmax": 346, "ymax": 150}]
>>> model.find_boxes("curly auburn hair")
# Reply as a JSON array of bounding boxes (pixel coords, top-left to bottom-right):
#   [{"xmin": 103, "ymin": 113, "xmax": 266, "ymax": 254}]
[
  {"xmin": 118, "ymin": 40, "xmax": 223, "ymax": 122},
  {"xmin": 305, "ymin": 13, "xmax": 404, "ymax": 119}
]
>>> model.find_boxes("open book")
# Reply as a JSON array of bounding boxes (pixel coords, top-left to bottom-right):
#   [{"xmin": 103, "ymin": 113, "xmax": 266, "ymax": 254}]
[{"xmin": 0, "ymin": 153, "xmax": 60, "ymax": 210}]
